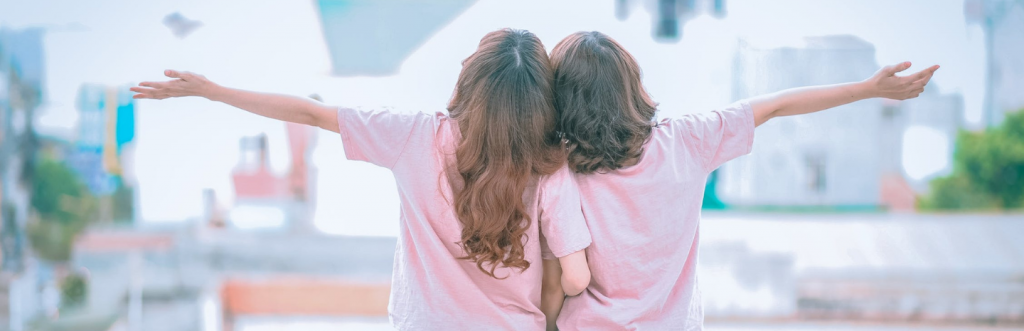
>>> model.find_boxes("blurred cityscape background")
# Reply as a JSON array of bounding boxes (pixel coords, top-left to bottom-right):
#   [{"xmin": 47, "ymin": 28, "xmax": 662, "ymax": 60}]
[{"xmin": 0, "ymin": 0, "xmax": 1022, "ymax": 330}]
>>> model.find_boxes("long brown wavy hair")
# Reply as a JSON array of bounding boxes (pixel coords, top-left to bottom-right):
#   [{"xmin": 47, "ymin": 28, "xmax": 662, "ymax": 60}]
[
  {"xmin": 550, "ymin": 31, "xmax": 658, "ymax": 174},
  {"xmin": 447, "ymin": 29, "xmax": 564, "ymax": 278}
]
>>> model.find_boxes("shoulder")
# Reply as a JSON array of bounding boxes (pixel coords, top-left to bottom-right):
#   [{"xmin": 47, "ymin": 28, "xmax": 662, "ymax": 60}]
[
  {"xmin": 338, "ymin": 107, "xmax": 445, "ymax": 123},
  {"xmin": 659, "ymin": 101, "xmax": 754, "ymax": 136},
  {"xmin": 538, "ymin": 163, "xmax": 579, "ymax": 193}
]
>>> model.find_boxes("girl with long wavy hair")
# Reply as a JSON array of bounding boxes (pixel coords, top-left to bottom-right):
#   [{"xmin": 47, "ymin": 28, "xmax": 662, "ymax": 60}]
[
  {"xmin": 132, "ymin": 28, "xmax": 592, "ymax": 330},
  {"xmin": 543, "ymin": 31, "xmax": 939, "ymax": 330}
]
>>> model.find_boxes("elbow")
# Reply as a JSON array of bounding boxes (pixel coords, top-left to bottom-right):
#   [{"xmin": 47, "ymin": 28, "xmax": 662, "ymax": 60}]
[
  {"xmin": 561, "ymin": 269, "xmax": 591, "ymax": 296},
  {"xmin": 310, "ymin": 106, "xmax": 339, "ymax": 133},
  {"xmin": 308, "ymin": 109, "xmax": 327, "ymax": 129},
  {"xmin": 753, "ymin": 106, "xmax": 778, "ymax": 127},
  {"xmin": 313, "ymin": 115, "xmax": 332, "ymax": 132}
]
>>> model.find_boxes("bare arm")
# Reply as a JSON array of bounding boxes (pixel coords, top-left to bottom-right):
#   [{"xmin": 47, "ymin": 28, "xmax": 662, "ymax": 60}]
[
  {"xmin": 541, "ymin": 259, "xmax": 565, "ymax": 331},
  {"xmin": 558, "ymin": 250, "xmax": 590, "ymax": 296},
  {"xmin": 540, "ymin": 250, "xmax": 590, "ymax": 331},
  {"xmin": 130, "ymin": 70, "xmax": 340, "ymax": 133},
  {"xmin": 751, "ymin": 62, "xmax": 940, "ymax": 127}
]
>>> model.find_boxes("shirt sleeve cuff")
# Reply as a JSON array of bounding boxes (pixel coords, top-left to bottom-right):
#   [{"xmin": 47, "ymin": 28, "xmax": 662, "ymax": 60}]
[
  {"xmin": 738, "ymin": 100, "xmax": 755, "ymax": 156},
  {"xmin": 336, "ymin": 107, "xmax": 362, "ymax": 162},
  {"xmin": 547, "ymin": 236, "xmax": 591, "ymax": 259}
]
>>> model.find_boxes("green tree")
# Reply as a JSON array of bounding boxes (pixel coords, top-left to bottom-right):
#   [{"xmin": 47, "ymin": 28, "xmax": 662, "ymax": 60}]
[
  {"xmin": 26, "ymin": 159, "xmax": 96, "ymax": 262},
  {"xmin": 61, "ymin": 272, "xmax": 88, "ymax": 310},
  {"xmin": 30, "ymin": 160, "xmax": 87, "ymax": 224},
  {"xmin": 921, "ymin": 109, "xmax": 1024, "ymax": 210}
]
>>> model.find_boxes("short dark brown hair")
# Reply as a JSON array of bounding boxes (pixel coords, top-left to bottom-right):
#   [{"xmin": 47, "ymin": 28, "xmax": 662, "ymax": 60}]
[{"xmin": 550, "ymin": 31, "xmax": 658, "ymax": 174}]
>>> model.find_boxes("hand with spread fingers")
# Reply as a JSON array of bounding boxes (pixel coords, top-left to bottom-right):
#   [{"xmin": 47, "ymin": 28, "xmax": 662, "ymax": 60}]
[
  {"xmin": 866, "ymin": 61, "xmax": 940, "ymax": 100},
  {"xmin": 130, "ymin": 70, "xmax": 215, "ymax": 100}
]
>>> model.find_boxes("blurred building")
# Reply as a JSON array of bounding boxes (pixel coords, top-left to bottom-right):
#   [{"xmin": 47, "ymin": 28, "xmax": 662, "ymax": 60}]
[
  {"xmin": 0, "ymin": 26, "xmax": 46, "ymax": 331},
  {"xmin": 699, "ymin": 212, "xmax": 1024, "ymax": 324},
  {"xmin": 879, "ymin": 87, "xmax": 964, "ymax": 206},
  {"xmin": 717, "ymin": 36, "xmax": 962, "ymax": 210},
  {"xmin": 0, "ymin": 27, "xmax": 45, "ymax": 274},
  {"xmin": 614, "ymin": 0, "xmax": 726, "ymax": 40},
  {"xmin": 965, "ymin": 0, "xmax": 1024, "ymax": 126},
  {"xmin": 228, "ymin": 122, "xmax": 317, "ymax": 232},
  {"xmin": 2, "ymin": 33, "xmax": 140, "ymax": 327},
  {"xmin": 315, "ymin": 0, "xmax": 476, "ymax": 76},
  {"xmin": 72, "ymin": 227, "xmax": 396, "ymax": 331},
  {"xmin": 69, "ymin": 84, "xmax": 137, "ymax": 222}
]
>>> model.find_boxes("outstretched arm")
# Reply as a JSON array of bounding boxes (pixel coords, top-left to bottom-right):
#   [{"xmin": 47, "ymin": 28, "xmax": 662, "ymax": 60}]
[
  {"xmin": 130, "ymin": 70, "xmax": 340, "ymax": 133},
  {"xmin": 751, "ymin": 62, "xmax": 940, "ymax": 127}
]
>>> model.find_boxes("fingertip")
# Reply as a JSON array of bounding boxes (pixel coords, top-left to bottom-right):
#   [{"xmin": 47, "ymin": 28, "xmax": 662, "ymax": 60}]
[{"xmin": 887, "ymin": 61, "xmax": 912, "ymax": 74}]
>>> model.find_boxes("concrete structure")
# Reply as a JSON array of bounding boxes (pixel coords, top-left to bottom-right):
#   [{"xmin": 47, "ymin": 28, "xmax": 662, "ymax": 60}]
[
  {"xmin": 965, "ymin": 0, "xmax": 1024, "ymax": 126},
  {"xmin": 315, "ymin": 0, "xmax": 476, "ymax": 76},
  {"xmin": 0, "ymin": 27, "xmax": 45, "ymax": 273},
  {"xmin": 720, "ymin": 36, "xmax": 886, "ymax": 208},
  {"xmin": 228, "ymin": 122, "xmax": 317, "ymax": 232},
  {"xmin": 70, "ymin": 84, "xmax": 136, "ymax": 198},
  {"xmin": 699, "ymin": 212, "xmax": 1024, "ymax": 325},
  {"xmin": 73, "ymin": 228, "xmax": 396, "ymax": 331},
  {"xmin": 614, "ymin": 0, "xmax": 727, "ymax": 40},
  {"xmin": 717, "ymin": 36, "xmax": 963, "ymax": 209},
  {"xmin": 0, "ymin": 27, "xmax": 46, "ymax": 331},
  {"xmin": 67, "ymin": 213, "xmax": 1024, "ymax": 330}
]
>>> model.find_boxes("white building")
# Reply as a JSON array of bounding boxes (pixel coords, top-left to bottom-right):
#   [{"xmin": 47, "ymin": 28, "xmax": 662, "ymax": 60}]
[
  {"xmin": 717, "ymin": 36, "xmax": 962, "ymax": 209},
  {"xmin": 965, "ymin": 0, "xmax": 1024, "ymax": 126}
]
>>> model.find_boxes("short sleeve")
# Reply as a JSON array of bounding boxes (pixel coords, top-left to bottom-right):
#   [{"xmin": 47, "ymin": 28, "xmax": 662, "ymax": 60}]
[
  {"xmin": 337, "ymin": 108, "xmax": 431, "ymax": 169},
  {"xmin": 671, "ymin": 100, "xmax": 755, "ymax": 172},
  {"xmin": 538, "ymin": 164, "xmax": 591, "ymax": 260}
]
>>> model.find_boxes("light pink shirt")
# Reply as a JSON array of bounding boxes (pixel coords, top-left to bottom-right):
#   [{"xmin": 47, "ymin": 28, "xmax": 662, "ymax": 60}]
[
  {"xmin": 337, "ymin": 108, "xmax": 592, "ymax": 330},
  {"xmin": 558, "ymin": 101, "xmax": 754, "ymax": 330}
]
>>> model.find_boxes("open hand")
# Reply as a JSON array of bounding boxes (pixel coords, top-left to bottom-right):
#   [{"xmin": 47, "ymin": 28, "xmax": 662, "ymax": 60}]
[
  {"xmin": 130, "ymin": 70, "xmax": 214, "ymax": 100},
  {"xmin": 865, "ymin": 62, "xmax": 939, "ymax": 100}
]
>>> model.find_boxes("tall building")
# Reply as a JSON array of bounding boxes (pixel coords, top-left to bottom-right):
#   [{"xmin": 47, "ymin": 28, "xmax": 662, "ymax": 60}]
[
  {"xmin": 69, "ymin": 84, "xmax": 135, "ymax": 195},
  {"xmin": 965, "ymin": 0, "xmax": 1024, "ymax": 126},
  {"xmin": 0, "ymin": 27, "xmax": 47, "ymax": 330},
  {"xmin": 0, "ymin": 27, "xmax": 45, "ymax": 272},
  {"xmin": 717, "ymin": 36, "xmax": 962, "ymax": 209},
  {"xmin": 68, "ymin": 84, "xmax": 137, "ymax": 223}
]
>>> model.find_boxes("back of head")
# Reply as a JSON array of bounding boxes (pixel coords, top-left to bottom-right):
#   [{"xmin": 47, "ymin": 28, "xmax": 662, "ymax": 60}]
[
  {"xmin": 550, "ymin": 31, "xmax": 658, "ymax": 174},
  {"xmin": 447, "ymin": 28, "xmax": 562, "ymax": 278}
]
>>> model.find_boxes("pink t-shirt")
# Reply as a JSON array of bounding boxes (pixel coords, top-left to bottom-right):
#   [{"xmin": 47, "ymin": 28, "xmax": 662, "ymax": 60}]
[
  {"xmin": 337, "ymin": 108, "xmax": 592, "ymax": 330},
  {"xmin": 557, "ymin": 101, "xmax": 754, "ymax": 331}
]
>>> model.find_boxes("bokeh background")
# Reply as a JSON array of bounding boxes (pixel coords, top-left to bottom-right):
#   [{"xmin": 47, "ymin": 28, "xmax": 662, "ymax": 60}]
[{"xmin": 0, "ymin": 0, "xmax": 1022, "ymax": 330}]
